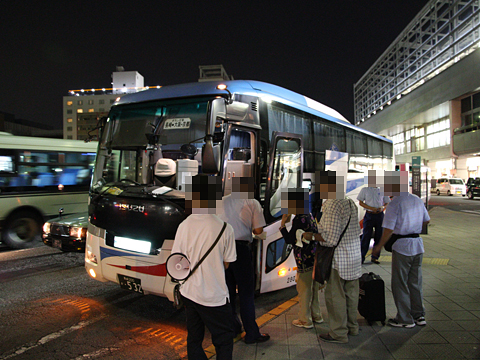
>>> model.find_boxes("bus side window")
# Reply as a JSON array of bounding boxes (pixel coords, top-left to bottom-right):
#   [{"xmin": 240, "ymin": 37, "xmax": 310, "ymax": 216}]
[
  {"xmin": 265, "ymin": 238, "xmax": 292, "ymax": 273},
  {"xmin": 268, "ymin": 137, "xmax": 302, "ymax": 218}
]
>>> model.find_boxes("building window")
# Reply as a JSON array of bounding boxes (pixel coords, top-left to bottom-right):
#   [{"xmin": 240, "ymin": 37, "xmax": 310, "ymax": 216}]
[
  {"xmin": 99, "ymin": 99, "xmax": 105, "ymax": 104},
  {"xmin": 394, "ymin": 143, "xmax": 405, "ymax": 155},
  {"xmin": 67, "ymin": 118, "xmax": 73, "ymax": 123},
  {"xmin": 88, "ymin": 108, "xmax": 94, "ymax": 113},
  {"xmin": 110, "ymin": 99, "xmax": 115, "ymax": 104},
  {"xmin": 66, "ymin": 109, "xmax": 72, "ymax": 114},
  {"xmin": 99, "ymin": 108, "xmax": 105, "ymax": 112},
  {"xmin": 67, "ymin": 135, "xmax": 73, "ymax": 139},
  {"xmin": 426, "ymin": 119, "xmax": 450, "ymax": 149},
  {"xmin": 88, "ymin": 100, "xmax": 94, "ymax": 105},
  {"xmin": 77, "ymin": 109, "xmax": 84, "ymax": 113},
  {"xmin": 461, "ymin": 92, "xmax": 480, "ymax": 128},
  {"xmin": 67, "ymin": 101, "xmax": 73, "ymax": 106},
  {"xmin": 67, "ymin": 126, "xmax": 73, "ymax": 131},
  {"xmin": 78, "ymin": 100, "xmax": 83, "ymax": 105}
]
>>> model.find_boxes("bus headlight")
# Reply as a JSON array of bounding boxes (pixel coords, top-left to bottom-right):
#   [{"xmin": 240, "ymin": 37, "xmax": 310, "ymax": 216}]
[
  {"xmin": 86, "ymin": 244, "xmax": 97, "ymax": 264},
  {"xmin": 43, "ymin": 222, "xmax": 51, "ymax": 234}
]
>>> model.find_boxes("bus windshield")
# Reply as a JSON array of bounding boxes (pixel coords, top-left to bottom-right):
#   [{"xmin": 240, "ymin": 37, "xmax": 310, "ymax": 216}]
[
  {"xmin": 102, "ymin": 98, "xmax": 209, "ymax": 148},
  {"xmin": 92, "ymin": 98, "xmax": 211, "ymax": 191}
]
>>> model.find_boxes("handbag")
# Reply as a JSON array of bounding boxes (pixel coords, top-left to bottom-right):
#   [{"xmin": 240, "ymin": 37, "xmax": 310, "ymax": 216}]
[
  {"xmin": 313, "ymin": 203, "xmax": 352, "ymax": 285},
  {"xmin": 173, "ymin": 222, "xmax": 227, "ymax": 309}
]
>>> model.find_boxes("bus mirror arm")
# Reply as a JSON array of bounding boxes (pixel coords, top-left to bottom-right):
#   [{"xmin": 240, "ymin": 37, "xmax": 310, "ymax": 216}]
[{"xmin": 202, "ymin": 136, "xmax": 220, "ymax": 174}]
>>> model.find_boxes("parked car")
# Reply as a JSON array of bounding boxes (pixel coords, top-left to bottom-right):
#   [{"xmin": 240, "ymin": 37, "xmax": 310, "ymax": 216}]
[
  {"xmin": 43, "ymin": 211, "xmax": 88, "ymax": 252},
  {"xmin": 434, "ymin": 177, "xmax": 466, "ymax": 196},
  {"xmin": 466, "ymin": 177, "xmax": 480, "ymax": 199}
]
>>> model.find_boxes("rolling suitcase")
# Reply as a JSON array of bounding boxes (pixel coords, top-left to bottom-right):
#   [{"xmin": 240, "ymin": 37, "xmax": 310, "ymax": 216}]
[{"xmin": 358, "ymin": 272, "xmax": 386, "ymax": 325}]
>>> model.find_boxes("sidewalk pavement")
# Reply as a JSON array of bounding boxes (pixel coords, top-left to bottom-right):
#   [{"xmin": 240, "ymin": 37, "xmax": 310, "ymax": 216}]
[{"xmin": 211, "ymin": 207, "xmax": 480, "ymax": 359}]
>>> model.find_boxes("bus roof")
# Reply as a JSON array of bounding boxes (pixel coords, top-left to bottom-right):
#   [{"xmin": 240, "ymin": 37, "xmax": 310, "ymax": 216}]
[
  {"xmin": 0, "ymin": 133, "xmax": 98, "ymax": 152},
  {"xmin": 114, "ymin": 80, "xmax": 392, "ymax": 144}
]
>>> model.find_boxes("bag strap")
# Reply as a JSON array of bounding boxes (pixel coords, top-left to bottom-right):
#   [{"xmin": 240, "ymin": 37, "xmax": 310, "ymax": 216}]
[
  {"xmin": 334, "ymin": 201, "xmax": 352, "ymax": 248},
  {"xmin": 183, "ymin": 221, "xmax": 227, "ymax": 282}
]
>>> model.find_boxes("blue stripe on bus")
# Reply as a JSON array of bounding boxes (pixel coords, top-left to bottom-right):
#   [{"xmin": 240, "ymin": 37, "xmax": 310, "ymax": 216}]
[
  {"xmin": 346, "ymin": 178, "xmax": 365, "ymax": 194},
  {"xmin": 100, "ymin": 246, "xmax": 147, "ymax": 261}
]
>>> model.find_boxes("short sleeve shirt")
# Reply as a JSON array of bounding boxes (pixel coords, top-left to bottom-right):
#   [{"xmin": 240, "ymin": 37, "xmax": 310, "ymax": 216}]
[
  {"xmin": 357, "ymin": 187, "xmax": 390, "ymax": 208},
  {"xmin": 382, "ymin": 193, "xmax": 430, "ymax": 256},
  {"xmin": 317, "ymin": 198, "xmax": 362, "ymax": 281},
  {"xmin": 217, "ymin": 195, "xmax": 266, "ymax": 242},
  {"xmin": 172, "ymin": 214, "xmax": 236, "ymax": 307}
]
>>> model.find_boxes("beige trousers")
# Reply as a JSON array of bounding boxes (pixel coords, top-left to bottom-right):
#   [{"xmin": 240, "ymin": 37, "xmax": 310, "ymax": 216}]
[
  {"xmin": 296, "ymin": 269, "xmax": 322, "ymax": 325},
  {"xmin": 324, "ymin": 269, "xmax": 359, "ymax": 342}
]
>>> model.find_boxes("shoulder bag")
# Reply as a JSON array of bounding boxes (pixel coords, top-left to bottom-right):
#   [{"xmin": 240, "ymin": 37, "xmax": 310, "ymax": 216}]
[
  {"xmin": 313, "ymin": 202, "xmax": 352, "ymax": 285},
  {"xmin": 173, "ymin": 221, "xmax": 227, "ymax": 309}
]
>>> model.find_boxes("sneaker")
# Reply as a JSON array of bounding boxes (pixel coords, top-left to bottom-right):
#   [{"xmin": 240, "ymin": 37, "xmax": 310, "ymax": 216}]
[
  {"xmin": 387, "ymin": 318, "xmax": 415, "ymax": 328},
  {"xmin": 292, "ymin": 319, "xmax": 314, "ymax": 329},
  {"xmin": 415, "ymin": 316, "xmax": 427, "ymax": 326},
  {"xmin": 313, "ymin": 317, "xmax": 324, "ymax": 324}
]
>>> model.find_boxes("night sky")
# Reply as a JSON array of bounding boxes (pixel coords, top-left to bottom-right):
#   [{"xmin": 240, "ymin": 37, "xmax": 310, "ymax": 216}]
[{"xmin": 1, "ymin": 1, "xmax": 430, "ymax": 129}]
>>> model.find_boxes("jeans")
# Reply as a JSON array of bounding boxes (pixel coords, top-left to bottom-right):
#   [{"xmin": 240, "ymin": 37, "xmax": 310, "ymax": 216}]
[{"xmin": 361, "ymin": 212, "xmax": 384, "ymax": 262}]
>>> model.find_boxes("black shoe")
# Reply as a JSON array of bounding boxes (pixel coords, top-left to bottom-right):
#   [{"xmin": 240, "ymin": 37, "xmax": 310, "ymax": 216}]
[
  {"xmin": 371, "ymin": 259, "xmax": 380, "ymax": 264},
  {"xmin": 244, "ymin": 333, "xmax": 270, "ymax": 344}
]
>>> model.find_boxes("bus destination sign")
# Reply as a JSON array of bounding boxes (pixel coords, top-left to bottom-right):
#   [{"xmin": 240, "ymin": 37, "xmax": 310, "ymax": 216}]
[{"xmin": 164, "ymin": 118, "xmax": 191, "ymax": 130}]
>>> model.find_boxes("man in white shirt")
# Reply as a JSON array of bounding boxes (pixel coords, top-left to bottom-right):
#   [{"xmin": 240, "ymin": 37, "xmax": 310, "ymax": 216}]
[
  {"xmin": 372, "ymin": 171, "xmax": 430, "ymax": 328},
  {"xmin": 172, "ymin": 175, "xmax": 237, "ymax": 360},
  {"xmin": 217, "ymin": 177, "xmax": 270, "ymax": 344},
  {"xmin": 358, "ymin": 170, "xmax": 390, "ymax": 264}
]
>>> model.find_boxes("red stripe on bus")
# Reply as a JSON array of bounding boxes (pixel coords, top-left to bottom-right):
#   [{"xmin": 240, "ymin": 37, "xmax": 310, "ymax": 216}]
[{"xmin": 108, "ymin": 263, "xmax": 167, "ymax": 276}]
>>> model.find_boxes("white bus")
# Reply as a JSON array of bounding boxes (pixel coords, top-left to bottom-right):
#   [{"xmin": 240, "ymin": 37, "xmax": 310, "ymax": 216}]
[
  {"xmin": 85, "ymin": 80, "xmax": 393, "ymax": 301},
  {"xmin": 0, "ymin": 132, "xmax": 97, "ymax": 248}
]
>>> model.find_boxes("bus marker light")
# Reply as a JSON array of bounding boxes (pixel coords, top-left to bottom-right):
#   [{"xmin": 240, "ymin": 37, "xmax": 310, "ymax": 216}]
[
  {"xmin": 89, "ymin": 269, "xmax": 97, "ymax": 278},
  {"xmin": 278, "ymin": 268, "xmax": 287, "ymax": 277}
]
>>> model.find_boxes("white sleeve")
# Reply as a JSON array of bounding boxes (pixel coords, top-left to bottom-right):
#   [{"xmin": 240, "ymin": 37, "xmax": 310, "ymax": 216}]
[
  {"xmin": 223, "ymin": 224, "xmax": 237, "ymax": 263},
  {"xmin": 251, "ymin": 199, "xmax": 266, "ymax": 229},
  {"xmin": 357, "ymin": 188, "xmax": 366, "ymax": 202}
]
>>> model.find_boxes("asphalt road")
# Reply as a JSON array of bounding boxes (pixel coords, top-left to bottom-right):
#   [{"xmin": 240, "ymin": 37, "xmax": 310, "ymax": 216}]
[
  {"xmin": 0, "ymin": 246, "xmax": 296, "ymax": 360},
  {"xmin": 427, "ymin": 191, "xmax": 480, "ymax": 215},
  {"xmin": 1, "ymin": 194, "xmax": 478, "ymax": 359}
]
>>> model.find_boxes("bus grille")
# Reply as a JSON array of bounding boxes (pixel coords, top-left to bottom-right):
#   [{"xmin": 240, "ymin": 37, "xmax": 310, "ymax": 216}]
[{"xmin": 51, "ymin": 224, "xmax": 69, "ymax": 236}]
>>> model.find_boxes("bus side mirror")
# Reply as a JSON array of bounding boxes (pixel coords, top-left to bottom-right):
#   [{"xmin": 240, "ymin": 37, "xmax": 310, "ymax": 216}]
[
  {"xmin": 202, "ymin": 98, "xmax": 226, "ymax": 174},
  {"xmin": 207, "ymin": 98, "xmax": 226, "ymax": 137}
]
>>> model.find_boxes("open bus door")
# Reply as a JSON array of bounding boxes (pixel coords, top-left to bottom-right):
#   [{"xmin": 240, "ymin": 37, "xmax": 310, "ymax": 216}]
[{"xmin": 256, "ymin": 132, "xmax": 303, "ymax": 293}]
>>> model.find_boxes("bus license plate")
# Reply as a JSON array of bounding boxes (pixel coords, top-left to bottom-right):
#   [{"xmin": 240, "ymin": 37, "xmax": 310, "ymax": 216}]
[
  {"xmin": 457, "ymin": 191, "xmax": 461, "ymax": 194},
  {"xmin": 118, "ymin": 274, "xmax": 143, "ymax": 294},
  {"xmin": 53, "ymin": 239, "xmax": 62, "ymax": 249}
]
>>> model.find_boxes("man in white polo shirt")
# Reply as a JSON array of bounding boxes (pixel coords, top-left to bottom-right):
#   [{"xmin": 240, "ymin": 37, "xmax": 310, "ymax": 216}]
[
  {"xmin": 358, "ymin": 170, "xmax": 390, "ymax": 264},
  {"xmin": 372, "ymin": 170, "xmax": 430, "ymax": 328},
  {"xmin": 217, "ymin": 176, "xmax": 270, "ymax": 345},
  {"xmin": 172, "ymin": 175, "xmax": 236, "ymax": 360}
]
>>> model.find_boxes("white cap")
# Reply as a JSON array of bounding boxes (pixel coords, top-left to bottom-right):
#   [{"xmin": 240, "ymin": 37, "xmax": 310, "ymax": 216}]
[{"xmin": 155, "ymin": 158, "xmax": 176, "ymax": 177}]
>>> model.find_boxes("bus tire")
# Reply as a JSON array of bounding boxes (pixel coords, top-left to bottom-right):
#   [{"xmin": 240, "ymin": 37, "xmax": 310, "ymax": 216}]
[{"xmin": 2, "ymin": 210, "xmax": 43, "ymax": 249}]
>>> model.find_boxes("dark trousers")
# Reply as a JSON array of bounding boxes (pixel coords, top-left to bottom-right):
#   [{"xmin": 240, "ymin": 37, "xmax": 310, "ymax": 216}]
[
  {"xmin": 225, "ymin": 241, "xmax": 261, "ymax": 342},
  {"xmin": 361, "ymin": 212, "xmax": 384, "ymax": 262},
  {"xmin": 183, "ymin": 296, "xmax": 234, "ymax": 360}
]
